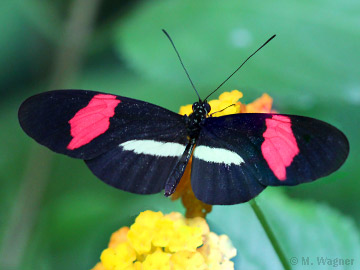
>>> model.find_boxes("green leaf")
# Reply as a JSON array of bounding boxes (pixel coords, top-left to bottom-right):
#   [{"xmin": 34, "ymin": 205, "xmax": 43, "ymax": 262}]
[
  {"xmin": 114, "ymin": 0, "xmax": 360, "ymax": 102},
  {"xmin": 209, "ymin": 189, "xmax": 360, "ymax": 270}
]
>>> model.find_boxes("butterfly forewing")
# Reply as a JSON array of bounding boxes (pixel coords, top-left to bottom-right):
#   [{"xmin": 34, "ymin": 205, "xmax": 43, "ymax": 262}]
[
  {"xmin": 18, "ymin": 90, "xmax": 188, "ymax": 160},
  {"xmin": 190, "ymin": 113, "xmax": 349, "ymax": 205},
  {"xmin": 260, "ymin": 114, "xmax": 349, "ymax": 186}
]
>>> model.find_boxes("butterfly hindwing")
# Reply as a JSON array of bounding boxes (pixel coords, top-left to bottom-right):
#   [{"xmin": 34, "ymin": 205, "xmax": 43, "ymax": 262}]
[
  {"xmin": 191, "ymin": 114, "xmax": 269, "ymax": 205},
  {"xmin": 85, "ymin": 139, "xmax": 187, "ymax": 194},
  {"xmin": 191, "ymin": 113, "xmax": 349, "ymax": 205},
  {"xmin": 191, "ymin": 135, "xmax": 267, "ymax": 205},
  {"xmin": 18, "ymin": 90, "xmax": 188, "ymax": 160}
]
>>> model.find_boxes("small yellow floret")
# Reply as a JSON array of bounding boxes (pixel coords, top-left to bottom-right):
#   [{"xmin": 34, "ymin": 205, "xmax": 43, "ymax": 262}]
[
  {"xmin": 127, "ymin": 211, "xmax": 164, "ymax": 254},
  {"xmin": 142, "ymin": 250, "xmax": 171, "ymax": 270},
  {"xmin": 152, "ymin": 218, "xmax": 175, "ymax": 247},
  {"xmin": 91, "ymin": 262, "xmax": 106, "ymax": 270},
  {"xmin": 100, "ymin": 242, "xmax": 136, "ymax": 270},
  {"xmin": 132, "ymin": 262, "xmax": 142, "ymax": 270},
  {"xmin": 168, "ymin": 225, "xmax": 203, "ymax": 252},
  {"xmin": 218, "ymin": 90, "xmax": 243, "ymax": 102},
  {"xmin": 210, "ymin": 90, "xmax": 243, "ymax": 116},
  {"xmin": 134, "ymin": 210, "xmax": 163, "ymax": 227},
  {"xmin": 127, "ymin": 223, "xmax": 153, "ymax": 254},
  {"xmin": 185, "ymin": 216, "xmax": 210, "ymax": 235},
  {"xmin": 108, "ymin": 227, "xmax": 129, "ymax": 248},
  {"xmin": 164, "ymin": 212, "xmax": 186, "ymax": 224},
  {"xmin": 171, "ymin": 251, "xmax": 207, "ymax": 270},
  {"xmin": 245, "ymin": 93, "xmax": 273, "ymax": 113}
]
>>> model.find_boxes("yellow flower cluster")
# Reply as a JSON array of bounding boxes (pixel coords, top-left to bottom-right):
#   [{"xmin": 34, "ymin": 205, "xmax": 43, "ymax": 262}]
[
  {"xmin": 179, "ymin": 90, "xmax": 273, "ymax": 116},
  {"xmin": 174, "ymin": 90, "xmax": 273, "ymax": 218},
  {"xmin": 179, "ymin": 90, "xmax": 244, "ymax": 117},
  {"xmin": 92, "ymin": 210, "xmax": 236, "ymax": 270}
]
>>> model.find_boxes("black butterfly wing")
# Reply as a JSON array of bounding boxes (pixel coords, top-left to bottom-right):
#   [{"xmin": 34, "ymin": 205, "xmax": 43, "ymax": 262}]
[
  {"xmin": 19, "ymin": 90, "xmax": 188, "ymax": 159},
  {"xmin": 191, "ymin": 113, "xmax": 349, "ymax": 205},
  {"xmin": 85, "ymin": 139, "xmax": 190, "ymax": 194},
  {"xmin": 19, "ymin": 90, "xmax": 189, "ymax": 194}
]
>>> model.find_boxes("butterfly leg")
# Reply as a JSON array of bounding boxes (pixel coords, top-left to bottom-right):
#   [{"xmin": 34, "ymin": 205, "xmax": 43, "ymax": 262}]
[{"xmin": 164, "ymin": 139, "xmax": 195, "ymax": 196}]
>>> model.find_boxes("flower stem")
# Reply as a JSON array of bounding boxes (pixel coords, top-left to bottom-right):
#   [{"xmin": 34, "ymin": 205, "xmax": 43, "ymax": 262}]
[{"xmin": 250, "ymin": 199, "xmax": 291, "ymax": 270}]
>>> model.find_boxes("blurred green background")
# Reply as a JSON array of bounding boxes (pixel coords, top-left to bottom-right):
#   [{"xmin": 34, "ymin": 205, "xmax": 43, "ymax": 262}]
[{"xmin": 0, "ymin": 0, "xmax": 359, "ymax": 269}]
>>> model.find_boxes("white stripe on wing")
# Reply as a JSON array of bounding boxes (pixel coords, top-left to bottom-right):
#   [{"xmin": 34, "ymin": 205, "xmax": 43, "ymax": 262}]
[
  {"xmin": 194, "ymin": 145, "xmax": 244, "ymax": 166},
  {"xmin": 119, "ymin": 140, "xmax": 186, "ymax": 157}
]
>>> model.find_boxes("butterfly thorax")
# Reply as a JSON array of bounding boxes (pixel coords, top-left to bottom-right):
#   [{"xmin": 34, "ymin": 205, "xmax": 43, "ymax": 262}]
[{"xmin": 185, "ymin": 101, "xmax": 211, "ymax": 140}]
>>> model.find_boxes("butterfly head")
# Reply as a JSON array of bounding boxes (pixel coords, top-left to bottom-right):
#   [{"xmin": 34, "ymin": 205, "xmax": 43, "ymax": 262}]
[{"xmin": 192, "ymin": 101, "xmax": 211, "ymax": 120}]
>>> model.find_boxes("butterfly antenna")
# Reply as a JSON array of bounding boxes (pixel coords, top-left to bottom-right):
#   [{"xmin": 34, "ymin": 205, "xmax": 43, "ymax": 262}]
[
  {"xmin": 210, "ymin": 103, "xmax": 236, "ymax": 117},
  {"xmin": 204, "ymin": 34, "xmax": 276, "ymax": 101},
  {"xmin": 162, "ymin": 29, "xmax": 201, "ymax": 101}
]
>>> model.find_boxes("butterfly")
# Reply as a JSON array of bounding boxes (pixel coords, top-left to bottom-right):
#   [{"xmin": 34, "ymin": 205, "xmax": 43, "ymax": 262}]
[{"xmin": 18, "ymin": 31, "xmax": 349, "ymax": 205}]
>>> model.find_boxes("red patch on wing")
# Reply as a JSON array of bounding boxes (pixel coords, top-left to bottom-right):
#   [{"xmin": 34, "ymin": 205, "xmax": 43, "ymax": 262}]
[
  {"xmin": 261, "ymin": 115, "xmax": 299, "ymax": 180},
  {"xmin": 67, "ymin": 94, "xmax": 120, "ymax": 150}
]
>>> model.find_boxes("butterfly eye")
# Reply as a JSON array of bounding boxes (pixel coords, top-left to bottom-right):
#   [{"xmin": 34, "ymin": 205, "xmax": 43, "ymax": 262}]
[
  {"xmin": 192, "ymin": 102, "xmax": 198, "ymax": 111},
  {"xmin": 205, "ymin": 103, "xmax": 211, "ymax": 113}
]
